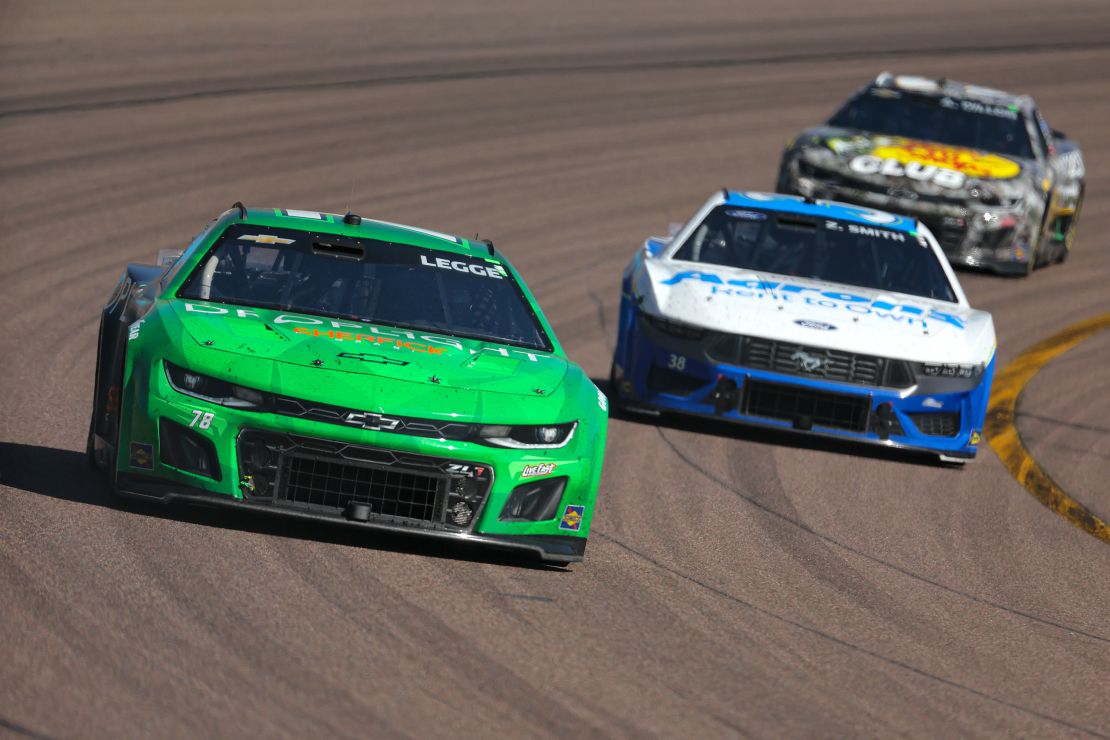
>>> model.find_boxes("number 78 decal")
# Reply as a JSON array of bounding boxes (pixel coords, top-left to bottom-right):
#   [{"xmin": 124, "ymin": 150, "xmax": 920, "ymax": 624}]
[{"xmin": 190, "ymin": 410, "xmax": 214, "ymax": 430}]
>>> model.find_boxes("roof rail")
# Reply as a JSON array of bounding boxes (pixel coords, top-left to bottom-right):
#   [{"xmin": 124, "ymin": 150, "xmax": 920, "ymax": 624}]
[
  {"xmin": 231, "ymin": 201, "xmax": 247, "ymax": 219},
  {"xmin": 481, "ymin": 238, "xmax": 495, "ymax": 256},
  {"xmin": 874, "ymin": 71, "xmax": 895, "ymax": 86}
]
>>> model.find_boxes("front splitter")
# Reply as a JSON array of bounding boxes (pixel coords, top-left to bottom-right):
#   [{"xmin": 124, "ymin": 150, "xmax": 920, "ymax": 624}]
[{"xmin": 116, "ymin": 474, "xmax": 586, "ymax": 563}]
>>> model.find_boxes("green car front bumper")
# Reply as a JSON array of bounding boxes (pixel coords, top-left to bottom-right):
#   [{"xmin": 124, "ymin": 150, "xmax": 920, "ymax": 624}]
[{"xmin": 111, "ymin": 360, "xmax": 604, "ymax": 563}]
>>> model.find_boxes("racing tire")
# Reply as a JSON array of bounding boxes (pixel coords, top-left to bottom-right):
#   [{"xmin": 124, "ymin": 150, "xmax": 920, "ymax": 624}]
[
  {"xmin": 85, "ymin": 411, "xmax": 99, "ymax": 470},
  {"xmin": 1056, "ymin": 189, "xmax": 1084, "ymax": 264},
  {"xmin": 607, "ymin": 362, "xmax": 625, "ymax": 415},
  {"xmin": 91, "ymin": 346, "xmax": 127, "ymax": 498}
]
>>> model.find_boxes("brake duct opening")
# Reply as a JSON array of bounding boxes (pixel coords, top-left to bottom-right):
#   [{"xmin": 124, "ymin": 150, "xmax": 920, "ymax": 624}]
[{"xmin": 708, "ymin": 375, "xmax": 740, "ymax": 415}]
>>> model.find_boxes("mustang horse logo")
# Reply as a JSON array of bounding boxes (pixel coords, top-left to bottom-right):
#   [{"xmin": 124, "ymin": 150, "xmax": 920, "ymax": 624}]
[{"xmin": 791, "ymin": 350, "xmax": 825, "ymax": 372}]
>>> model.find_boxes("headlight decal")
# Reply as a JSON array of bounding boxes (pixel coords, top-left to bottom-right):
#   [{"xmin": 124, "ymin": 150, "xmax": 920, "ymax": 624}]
[{"xmin": 164, "ymin": 361, "xmax": 578, "ymax": 448}]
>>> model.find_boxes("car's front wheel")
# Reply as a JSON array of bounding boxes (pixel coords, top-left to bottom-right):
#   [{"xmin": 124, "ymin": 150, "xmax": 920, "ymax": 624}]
[{"xmin": 1056, "ymin": 188, "xmax": 1084, "ymax": 264}]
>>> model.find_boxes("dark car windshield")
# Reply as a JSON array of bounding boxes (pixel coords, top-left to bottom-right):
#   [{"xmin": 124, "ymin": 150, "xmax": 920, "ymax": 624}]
[
  {"xmin": 828, "ymin": 87, "xmax": 1034, "ymax": 160},
  {"xmin": 672, "ymin": 206, "xmax": 957, "ymax": 302},
  {"xmin": 178, "ymin": 225, "xmax": 552, "ymax": 351}
]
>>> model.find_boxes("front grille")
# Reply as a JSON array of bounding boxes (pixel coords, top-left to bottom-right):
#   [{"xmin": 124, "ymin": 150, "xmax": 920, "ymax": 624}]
[
  {"xmin": 798, "ymin": 162, "xmax": 966, "ymax": 206},
  {"xmin": 640, "ymin": 313, "xmax": 707, "ymax": 340},
  {"xmin": 710, "ymin": 335, "xmax": 913, "ymax": 389},
  {"xmin": 907, "ymin": 411, "xmax": 960, "ymax": 437},
  {"xmin": 744, "ymin": 380, "xmax": 871, "ymax": 432},
  {"xmin": 281, "ymin": 455, "xmax": 442, "ymax": 523},
  {"xmin": 236, "ymin": 430, "xmax": 492, "ymax": 530},
  {"xmin": 979, "ymin": 226, "xmax": 1015, "ymax": 251}
]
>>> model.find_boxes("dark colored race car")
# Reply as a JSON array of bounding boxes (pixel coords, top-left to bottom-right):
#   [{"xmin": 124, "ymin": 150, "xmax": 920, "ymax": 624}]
[{"xmin": 776, "ymin": 73, "xmax": 1085, "ymax": 275}]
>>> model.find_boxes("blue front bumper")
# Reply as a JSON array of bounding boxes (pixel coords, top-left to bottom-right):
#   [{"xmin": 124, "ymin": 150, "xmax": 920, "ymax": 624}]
[{"xmin": 613, "ymin": 299, "xmax": 993, "ymax": 458}]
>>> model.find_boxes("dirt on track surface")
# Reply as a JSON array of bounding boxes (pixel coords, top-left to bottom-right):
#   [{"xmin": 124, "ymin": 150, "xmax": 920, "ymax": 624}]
[{"xmin": 2, "ymin": 1, "xmax": 1110, "ymax": 737}]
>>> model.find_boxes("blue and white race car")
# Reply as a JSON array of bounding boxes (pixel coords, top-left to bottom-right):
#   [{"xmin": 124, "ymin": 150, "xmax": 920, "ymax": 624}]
[{"xmin": 610, "ymin": 191, "xmax": 996, "ymax": 462}]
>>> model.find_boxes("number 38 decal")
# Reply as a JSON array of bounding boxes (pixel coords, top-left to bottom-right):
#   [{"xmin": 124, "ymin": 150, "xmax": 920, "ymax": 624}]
[
  {"xmin": 189, "ymin": 410, "xmax": 215, "ymax": 430},
  {"xmin": 667, "ymin": 354, "xmax": 687, "ymax": 371}
]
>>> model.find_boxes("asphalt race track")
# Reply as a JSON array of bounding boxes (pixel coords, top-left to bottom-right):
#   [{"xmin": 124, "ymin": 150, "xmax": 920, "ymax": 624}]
[{"xmin": 2, "ymin": 1, "xmax": 1109, "ymax": 736}]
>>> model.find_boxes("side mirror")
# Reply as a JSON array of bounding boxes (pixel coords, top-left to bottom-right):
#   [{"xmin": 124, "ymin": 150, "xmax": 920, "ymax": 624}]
[
  {"xmin": 157, "ymin": 248, "xmax": 183, "ymax": 267},
  {"xmin": 644, "ymin": 236, "xmax": 669, "ymax": 259}
]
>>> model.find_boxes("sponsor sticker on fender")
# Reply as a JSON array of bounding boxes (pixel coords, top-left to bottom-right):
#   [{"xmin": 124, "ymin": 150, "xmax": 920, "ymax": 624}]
[
  {"xmin": 129, "ymin": 442, "xmax": 154, "ymax": 469},
  {"xmin": 521, "ymin": 463, "xmax": 557, "ymax": 478},
  {"xmin": 559, "ymin": 504, "xmax": 585, "ymax": 531}
]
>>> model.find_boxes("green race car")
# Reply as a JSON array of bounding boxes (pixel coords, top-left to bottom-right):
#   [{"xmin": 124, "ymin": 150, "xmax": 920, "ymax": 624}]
[{"xmin": 87, "ymin": 204, "xmax": 607, "ymax": 563}]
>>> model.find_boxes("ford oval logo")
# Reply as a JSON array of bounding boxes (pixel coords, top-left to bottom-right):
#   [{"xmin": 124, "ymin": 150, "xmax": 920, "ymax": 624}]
[{"xmin": 794, "ymin": 319, "xmax": 837, "ymax": 331}]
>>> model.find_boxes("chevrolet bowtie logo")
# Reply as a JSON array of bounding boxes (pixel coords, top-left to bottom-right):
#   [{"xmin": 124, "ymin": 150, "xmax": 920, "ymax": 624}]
[
  {"xmin": 238, "ymin": 234, "xmax": 295, "ymax": 245},
  {"xmin": 343, "ymin": 412, "xmax": 402, "ymax": 431}
]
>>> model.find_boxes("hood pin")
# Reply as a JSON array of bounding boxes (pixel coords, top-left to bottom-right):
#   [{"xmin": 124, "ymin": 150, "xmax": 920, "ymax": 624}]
[
  {"xmin": 312, "ymin": 359, "xmax": 323, "ymax": 367},
  {"xmin": 430, "ymin": 375, "xmax": 441, "ymax": 384}
]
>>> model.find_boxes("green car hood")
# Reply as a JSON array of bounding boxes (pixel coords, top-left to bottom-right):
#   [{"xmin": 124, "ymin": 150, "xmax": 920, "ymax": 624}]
[{"xmin": 169, "ymin": 301, "xmax": 569, "ymax": 400}]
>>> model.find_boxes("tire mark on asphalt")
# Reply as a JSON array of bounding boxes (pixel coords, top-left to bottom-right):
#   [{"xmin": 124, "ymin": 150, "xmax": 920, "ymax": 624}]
[
  {"xmin": 4, "ymin": 40, "xmax": 1110, "ymax": 120},
  {"xmin": 656, "ymin": 426, "xmax": 1110, "ymax": 644},
  {"xmin": 0, "ymin": 717, "xmax": 54, "ymax": 740},
  {"xmin": 584, "ymin": 289, "xmax": 1110, "ymax": 644},
  {"xmin": 266, "ymin": 538, "xmax": 603, "ymax": 736},
  {"xmin": 597, "ymin": 531, "xmax": 1108, "ymax": 738}
]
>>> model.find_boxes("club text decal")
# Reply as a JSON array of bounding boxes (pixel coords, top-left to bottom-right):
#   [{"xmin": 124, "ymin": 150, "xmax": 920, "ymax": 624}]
[{"xmin": 848, "ymin": 141, "xmax": 1020, "ymax": 188}]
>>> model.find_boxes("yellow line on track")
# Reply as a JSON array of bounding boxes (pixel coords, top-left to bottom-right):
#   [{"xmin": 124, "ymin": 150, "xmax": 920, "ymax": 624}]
[{"xmin": 985, "ymin": 313, "xmax": 1110, "ymax": 544}]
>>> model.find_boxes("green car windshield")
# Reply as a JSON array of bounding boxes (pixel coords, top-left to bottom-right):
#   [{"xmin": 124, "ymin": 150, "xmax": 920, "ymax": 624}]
[{"xmin": 178, "ymin": 224, "xmax": 552, "ymax": 351}]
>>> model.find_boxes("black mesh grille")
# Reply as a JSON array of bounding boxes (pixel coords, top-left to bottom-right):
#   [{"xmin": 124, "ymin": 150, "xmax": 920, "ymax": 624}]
[
  {"xmin": 711, "ymin": 336, "xmax": 912, "ymax": 389},
  {"xmin": 744, "ymin": 380, "xmax": 870, "ymax": 432},
  {"xmin": 281, "ymin": 455, "xmax": 443, "ymax": 523},
  {"xmin": 907, "ymin": 411, "xmax": 961, "ymax": 437},
  {"xmin": 236, "ymin": 430, "xmax": 491, "ymax": 530},
  {"xmin": 797, "ymin": 162, "xmax": 966, "ymax": 206}
]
